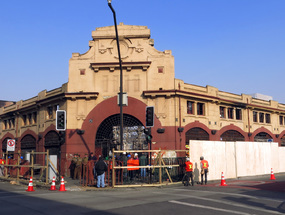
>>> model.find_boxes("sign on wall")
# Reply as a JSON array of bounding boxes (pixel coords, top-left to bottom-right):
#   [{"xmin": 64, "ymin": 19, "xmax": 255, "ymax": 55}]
[{"xmin": 7, "ymin": 139, "xmax": 16, "ymax": 151}]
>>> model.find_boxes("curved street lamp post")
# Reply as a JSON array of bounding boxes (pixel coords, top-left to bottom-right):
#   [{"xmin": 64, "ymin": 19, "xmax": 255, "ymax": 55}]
[{"xmin": 107, "ymin": 0, "xmax": 124, "ymax": 150}]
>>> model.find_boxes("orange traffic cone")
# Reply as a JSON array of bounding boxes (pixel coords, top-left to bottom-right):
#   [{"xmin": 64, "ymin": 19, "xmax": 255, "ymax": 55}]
[
  {"xmin": 270, "ymin": 168, "xmax": 276, "ymax": 180},
  {"xmin": 49, "ymin": 177, "xmax": 57, "ymax": 191},
  {"xmin": 220, "ymin": 172, "xmax": 227, "ymax": 186},
  {"xmin": 26, "ymin": 177, "xmax": 35, "ymax": 192},
  {"xmin": 59, "ymin": 176, "xmax": 66, "ymax": 191}
]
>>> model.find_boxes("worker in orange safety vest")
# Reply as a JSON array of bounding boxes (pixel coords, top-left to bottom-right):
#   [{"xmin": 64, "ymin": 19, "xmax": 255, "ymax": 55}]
[
  {"xmin": 127, "ymin": 154, "xmax": 139, "ymax": 181},
  {"xmin": 0, "ymin": 157, "xmax": 5, "ymax": 176},
  {"xmin": 184, "ymin": 157, "xmax": 194, "ymax": 186},
  {"xmin": 200, "ymin": 156, "xmax": 209, "ymax": 185}
]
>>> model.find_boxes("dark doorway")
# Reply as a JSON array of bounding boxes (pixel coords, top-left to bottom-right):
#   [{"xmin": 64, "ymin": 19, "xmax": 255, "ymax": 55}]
[{"xmin": 21, "ymin": 135, "xmax": 36, "ymax": 162}]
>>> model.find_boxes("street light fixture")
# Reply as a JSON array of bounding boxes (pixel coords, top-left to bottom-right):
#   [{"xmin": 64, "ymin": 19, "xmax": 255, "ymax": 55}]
[{"xmin": 107, "ymin": 0, "xmax": 124, "ymax": 150}]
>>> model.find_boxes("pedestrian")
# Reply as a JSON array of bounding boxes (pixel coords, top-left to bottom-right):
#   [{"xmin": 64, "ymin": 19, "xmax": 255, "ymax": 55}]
[
  {"xmin": 184, "ymin": 157, "xmax": 194, "ymax": 186},
  {"xmin": 127, "ymin": 154, "xmax": 139, "ymax": 181},
  {"xmin": 0, "ymin": 156, "xmax": 5, "ymax": 177},
  {"xmin": 70, "ymin": 154, "xmax": 77, "ymax": 179},
  {"xmin": 200, "ymin": 156, "xmax": 209, "ymax": 185},
  {"xmin": 74, "ymin": 154, "xmax": 82, "ymax": 180},
  {"xmin": 139, "ymin": 153, "xmax": 147, "ymax": 180},
  {"xmin": 88, "ymin": 152, "xmax": 97, "ymax": 180},
  {"xmin": 121, "ymin": 152, "xmax": 128, "ymax": 180},
  {"xmin": 82, "ymin": 153, "xmax": 89, "ymax": 180},
  {"xmin": 88, "ymin": 152, "xmax": 97, "ymax": 161},
  {"xmin": 95, "ymin": 156, "xmax": 108, "ymax": 188}
]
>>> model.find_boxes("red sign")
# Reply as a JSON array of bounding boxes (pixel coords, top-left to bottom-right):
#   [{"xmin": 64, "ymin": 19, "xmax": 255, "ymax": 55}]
[{"xmin": 7, "ymin": 139, "xmax": 15, "ymax": 151}]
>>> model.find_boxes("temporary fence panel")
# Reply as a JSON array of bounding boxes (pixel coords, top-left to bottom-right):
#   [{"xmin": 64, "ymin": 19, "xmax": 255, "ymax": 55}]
[
  {"xmin": 1, "ymin": 150, "xmax": 56, "ymax": 184},
  {"xmin": 189, "ymin": 140, "xmax": 285, "ymax": 181},
  {"xmin": 110, "ymin": 149, "xmax": 188, "ymax": 188},
  {"xmin": 49, "ymin": 155, "xmax": 57, "ymax": 180}
]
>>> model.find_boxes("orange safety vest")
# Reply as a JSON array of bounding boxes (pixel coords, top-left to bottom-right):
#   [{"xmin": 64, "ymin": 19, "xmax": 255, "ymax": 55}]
[
  {"xmin": 201, "ymin": 160, "xmax": 209, "ymax": 169},
  {"xmin": 185, "ymin": 161, "xmax": 193, "ymax": 172},
  {"xmin": 109, "ymin": 160, "xmax": 116, "ymax": 170},
  {"xmin": 127, "ymin": 158, "xmax": 139, "ymax": 171}
]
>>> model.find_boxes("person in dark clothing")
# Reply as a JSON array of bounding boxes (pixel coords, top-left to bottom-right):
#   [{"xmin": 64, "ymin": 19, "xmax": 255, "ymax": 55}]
[
  {"xmin": 139, "ymin": 153, "xmax": 147, "ymax": 179},
  {"xmin": 88, "ymin": 152, "xmax": 97, "ymax": 161},
  {"xmin": 88, "ymin": 152, "xmax": 97, "ymax": 180},
  {"xmin": 95, "ymin": 156, "xmax": 108, "ymax": 188}
]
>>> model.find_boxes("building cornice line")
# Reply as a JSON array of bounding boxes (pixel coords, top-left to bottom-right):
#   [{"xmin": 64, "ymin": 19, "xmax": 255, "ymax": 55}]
[{"xmin": 143, "ymin": 90, "xmax": 285, "ymax": 113}]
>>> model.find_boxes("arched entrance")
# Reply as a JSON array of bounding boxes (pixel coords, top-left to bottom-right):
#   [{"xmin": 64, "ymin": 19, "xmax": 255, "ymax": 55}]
[
  {"xmin": 254, "ymin": 132, "xmax": 272, "ymax": 142},
  {"xmin": 185, "ymin": 127, "xmax": 209, "ymax": 145},
  {"xmin": 21, "ymin": 135, "xmax": 36, "ymax": 162},
  {"xmin": 281, "ymin": 135, "xmax": 285, "ymax": 146},
  {"xmin": 220, "ymin": 130, "xmax": 245, "ymax": 141},
  {"xmin": 95, "ymin": 114, "xmax": 146, "ymax": 158},
  {"xmin": 44, "ymin": 131, "xmax": 60, "ymax": 155}
]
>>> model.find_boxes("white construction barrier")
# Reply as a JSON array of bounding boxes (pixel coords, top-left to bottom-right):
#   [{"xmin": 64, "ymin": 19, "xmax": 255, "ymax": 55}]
[{"xmin": 189, "ymin": 140, "xmax": 285, "ymax": 181}]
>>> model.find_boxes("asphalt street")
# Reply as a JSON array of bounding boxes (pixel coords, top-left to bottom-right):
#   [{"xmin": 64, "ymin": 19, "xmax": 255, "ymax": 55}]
[{"xmin": 0, "ymin": 174, "xmax": 285, "ymax": 215}]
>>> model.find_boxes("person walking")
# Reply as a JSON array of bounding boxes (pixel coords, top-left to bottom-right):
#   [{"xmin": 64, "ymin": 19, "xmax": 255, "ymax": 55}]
[
  {"xmin": 200, "ymin": 156, "xmax": 209, "ymax": 185},
  {"xmin": 95, "ymin": 156, "xmax": 108, "ymax": 188},
  {"xmin": 184, "ymin": 157, "xmax": 194, "ymax": 186},
  {"xmin": 139, "ymin": 153, "xmax": 147, "ymax": 180}
]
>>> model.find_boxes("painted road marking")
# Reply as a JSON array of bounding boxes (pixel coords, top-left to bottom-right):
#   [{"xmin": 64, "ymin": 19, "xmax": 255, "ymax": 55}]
[
  {"xmin": 154, "ymin": 191, "xmax": 284, "ymax": 214},
  {"xmin": 174, "ymin": 189, "xmax": 284, "ymax": 203},
  {"xmin": 169, "ymin": 200, "xmax": 253, "ymax": 215}
]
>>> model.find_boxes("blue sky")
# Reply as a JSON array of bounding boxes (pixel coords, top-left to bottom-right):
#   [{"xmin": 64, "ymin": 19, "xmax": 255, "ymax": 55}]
[{"xmin": 1, "ymin": 0, "xmax": 284, "ymax": 103}]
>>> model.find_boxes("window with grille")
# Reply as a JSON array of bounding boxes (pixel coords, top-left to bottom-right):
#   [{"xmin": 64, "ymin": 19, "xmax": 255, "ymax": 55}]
[
  {"xmin": 236, "ymin": 109, "xmax": 242, "ymax": 120},
  {"xmin": 265, "ymin": 113, "xmax": 271, "ymax": 124},
  {"xmin": 187, "ymin": 101, "xmax": 194, "ymax": 114},
  {"xmin": 220, "ymin": 106, "xmax": 225, "ymax": 118},
  {"xmin": 253, "ymin": 111, "xmax": 258, "ymax": 122},
  {"xmin": 197, "ymin": 103, "xmax": 204, "ymax": 115},
  {"xmin": 228, "ymin": 108, "xmax": 234, "ymax": 119},
  {"xmin": 259, "ymin": 112, "xmax": 264, "ymax": 123}
]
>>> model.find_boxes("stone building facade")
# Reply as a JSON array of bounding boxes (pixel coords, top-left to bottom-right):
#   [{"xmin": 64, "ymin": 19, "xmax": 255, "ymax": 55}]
[{"xmin": 1, "ymin": 23, "xmax": 285, "ymax": 176}]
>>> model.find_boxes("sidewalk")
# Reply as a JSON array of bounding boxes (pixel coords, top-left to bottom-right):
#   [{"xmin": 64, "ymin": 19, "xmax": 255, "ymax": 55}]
[{"xmin": 1, "ymin": 172, "xmax": 284, "ymax": 191}]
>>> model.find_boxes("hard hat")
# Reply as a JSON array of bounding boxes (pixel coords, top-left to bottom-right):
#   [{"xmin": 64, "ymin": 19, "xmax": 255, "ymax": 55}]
[
  {"xmin": 134, "ymin": 153, "xmax": 138, "ymax": 156},
  {"xmin": 127, "ymin": 154, "xmax": 131, "ymax": 158},
  {"xmin": 20, "ymin": 156, "xmax": 23, "ymax": 159},
  {"xmin": 123, "ymin": 152, "xmax": 126, "ymax": 155},
  {"xmin": 186, "ymin": 157, "xmax": 190, "ymax": 161}
]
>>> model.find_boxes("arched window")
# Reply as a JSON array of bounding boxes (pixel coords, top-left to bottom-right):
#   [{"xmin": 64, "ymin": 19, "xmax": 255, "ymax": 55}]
[
  {"xmin": 254, "ymin": 132, "xmax": 272, "ymax": 142},
  {"xmin": 220, "ymin": 130, "xmax": 245, "ymax": 141},
  {"xmin": 185, "ymin": 127, "xmax": 209, "ymax": 145}
]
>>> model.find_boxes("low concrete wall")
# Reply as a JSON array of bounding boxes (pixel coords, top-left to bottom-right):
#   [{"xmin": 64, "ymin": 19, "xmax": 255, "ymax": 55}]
[{"xmin": 189, "ymin": 140, "xmax": 285, "ymax": 181}]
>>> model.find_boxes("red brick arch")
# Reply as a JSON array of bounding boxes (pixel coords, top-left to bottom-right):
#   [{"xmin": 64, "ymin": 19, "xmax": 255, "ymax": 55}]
[
  {"xmin": 74, "ymin": 96, "xmax": 162, "ymax": 153},
  {"xmin": 251, "ymin": 127, "xmax": 275, "ymax": 142}
]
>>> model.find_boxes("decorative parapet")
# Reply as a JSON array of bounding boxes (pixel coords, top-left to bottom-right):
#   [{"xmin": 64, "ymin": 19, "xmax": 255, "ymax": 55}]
[
  {"xmin": 90, "ymin": 61, "xmax": 151, "ymax": 72},
  {"xmin": 65, "ymin": 92, "xmax": 99, "ymax": 100}
]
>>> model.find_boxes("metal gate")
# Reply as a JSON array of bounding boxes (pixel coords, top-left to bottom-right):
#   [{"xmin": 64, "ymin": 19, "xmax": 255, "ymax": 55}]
[{"xmin": 95, "ymin": 114, "xmax": 147, "ymax": 158}]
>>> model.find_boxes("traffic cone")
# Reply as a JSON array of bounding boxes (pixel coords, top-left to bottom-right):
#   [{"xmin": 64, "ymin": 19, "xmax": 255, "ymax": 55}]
[
  {"xmin": 26, "ymin": 177, "xmax": 35, "ymax": 192},
  {"xmin": 49, "ymin": 177, "xmax": 57, "ymax": 191},
  {"xmin": 220, "ymin": 172, "xmax": 227, "ymax": 186},
  {"xmin": 59, "ymin": 176, "xmax": 66, "ymax": 191},
  {"xmin": 270, "ymin": 168, "xmax": 276, "ymax": 180}
]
